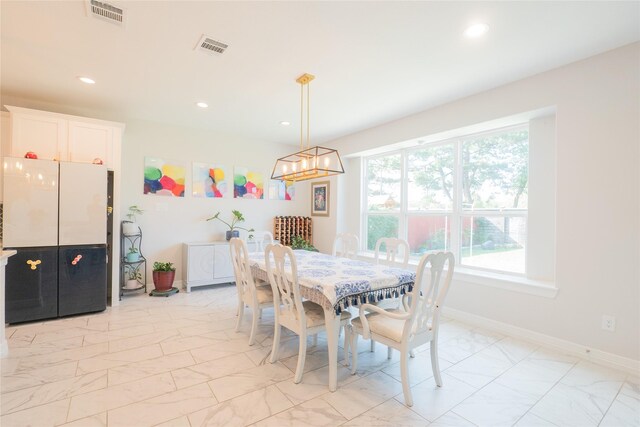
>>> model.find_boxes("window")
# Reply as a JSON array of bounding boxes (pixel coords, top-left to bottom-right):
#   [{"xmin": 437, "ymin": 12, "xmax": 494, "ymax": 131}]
[{"xmin": 364, "ymin": 125, "xmax": 528, "ymax": 274}]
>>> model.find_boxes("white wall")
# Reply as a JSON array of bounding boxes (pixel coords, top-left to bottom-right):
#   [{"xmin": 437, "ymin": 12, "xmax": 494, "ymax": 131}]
[
  {"xmin": 120, "ymin": 120, "xmax": 310, "ymax": 287},
  {"xmin": 321, "ymin": 43, "xmax": 640, "ymax": 361}
]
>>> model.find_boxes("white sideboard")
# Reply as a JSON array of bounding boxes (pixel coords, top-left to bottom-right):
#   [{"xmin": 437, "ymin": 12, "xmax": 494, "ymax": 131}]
[{"xmin": 182, "ymin": 242, "xmax": 235, "ymax": 292}]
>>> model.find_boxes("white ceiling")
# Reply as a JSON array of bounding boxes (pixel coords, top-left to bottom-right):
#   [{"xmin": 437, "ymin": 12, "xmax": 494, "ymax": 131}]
[{"xmin": 1, "ymin": 1, "xmax": 638, "ymax": 146}]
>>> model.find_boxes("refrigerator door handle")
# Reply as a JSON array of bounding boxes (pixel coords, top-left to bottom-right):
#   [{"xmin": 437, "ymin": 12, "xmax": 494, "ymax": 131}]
[{"xmin": 27, "ymin": 259, "xmax": 42, "ymax": 270}]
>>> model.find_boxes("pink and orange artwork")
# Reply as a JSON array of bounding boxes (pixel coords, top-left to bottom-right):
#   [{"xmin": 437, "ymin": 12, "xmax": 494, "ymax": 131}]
[
  {"xmin": 234, "ymin": 166, "xmax": 264, "ymax": 199},
  {"xmin": 144, "ymin": 157, "xmax": 186, "ymax": 197},
  {"xmin": 192, "ymin": 163, "xmax": 227, "ymax": 198}
]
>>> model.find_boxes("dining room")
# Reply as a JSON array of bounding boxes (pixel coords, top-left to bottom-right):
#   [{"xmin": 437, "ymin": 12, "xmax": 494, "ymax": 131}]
[{"xmin": 1, "ymin": 1, "xmax": 639, "ymax": 426}]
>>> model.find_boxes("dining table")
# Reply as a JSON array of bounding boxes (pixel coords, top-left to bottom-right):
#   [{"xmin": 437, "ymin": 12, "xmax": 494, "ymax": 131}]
[{"xmin": 248, "ymin": 249, "xmax": 416, "ymax": 391}]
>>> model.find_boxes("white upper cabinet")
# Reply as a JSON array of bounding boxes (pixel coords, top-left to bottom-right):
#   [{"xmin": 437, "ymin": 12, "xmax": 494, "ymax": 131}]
[
  {"xmin": 5, "ymin": 106, "xmax": 124, "ymax": 168},
  {"xmin": 9, "ymin": 109, "xmax": 68, "ymax": 160},
  {"xmin": 68, "ymin": 121, "xmax": 113, "ymax": 166}
]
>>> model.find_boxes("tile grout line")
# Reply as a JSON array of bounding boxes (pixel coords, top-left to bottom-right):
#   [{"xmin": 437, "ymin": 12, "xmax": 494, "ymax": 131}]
[
  {"xmin": 596, "ymin": 379, "xmax": 626, "ymax": 427},
  {"xmin": 510, "ymin": 357, "xmax": 580, "ymax": 426}
]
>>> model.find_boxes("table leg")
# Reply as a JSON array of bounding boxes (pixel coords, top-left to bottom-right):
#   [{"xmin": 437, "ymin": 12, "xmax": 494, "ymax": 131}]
[{"xmin": 323, "ymin": 307, "xmax": 341, "ymax": 392}]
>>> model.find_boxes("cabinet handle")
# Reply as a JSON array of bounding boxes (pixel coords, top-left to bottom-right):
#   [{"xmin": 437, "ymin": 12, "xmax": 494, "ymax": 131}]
[{"xmin": 26, "ymin": 259, "xmax": 41, "ymax": 270}]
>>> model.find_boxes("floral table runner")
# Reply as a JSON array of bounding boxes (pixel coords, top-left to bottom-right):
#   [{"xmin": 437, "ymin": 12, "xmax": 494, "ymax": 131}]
[{"xmin": 249, "ymin": 250, "xmax": 415, "ymax": 314}]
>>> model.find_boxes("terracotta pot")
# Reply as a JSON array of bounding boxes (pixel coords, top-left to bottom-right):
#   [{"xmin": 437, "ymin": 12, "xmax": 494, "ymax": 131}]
[{"xmin": 152, "ymin": 270, "xmax": 175, "ymax": 292}]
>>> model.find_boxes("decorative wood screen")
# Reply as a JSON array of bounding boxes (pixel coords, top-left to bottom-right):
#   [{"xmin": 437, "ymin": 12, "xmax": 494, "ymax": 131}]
[{"xmin": 274, "ymin": 216, "xmax": 313, "ymax": 246}]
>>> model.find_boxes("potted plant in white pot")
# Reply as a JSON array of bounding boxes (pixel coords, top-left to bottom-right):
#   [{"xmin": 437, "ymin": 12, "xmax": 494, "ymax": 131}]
[
  {"xmin": 125, "ymin": 268, "xmax": 142, "ymax": 289},
  {"xmin": 123, "ymin": 205, "xmax": 143, "ymax": 236},
  {"xmin": 206, "ymin": 210, "xmax": 254, "ymax": 241}
]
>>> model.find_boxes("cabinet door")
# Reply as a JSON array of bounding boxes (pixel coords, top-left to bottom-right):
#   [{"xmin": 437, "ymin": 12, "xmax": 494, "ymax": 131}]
[
  {"xmin": 68, "ymin": 121, "xmax": 113, "ymax": 166},
  {"xmin": 187, "ymin": 245, "xmax": 215, "ymax": 283},
  {"xmin": 58, "ymin": 162, "xmax": 107, "ymax": 246},
  {"xmin": 213, "ymin": 244, "xmax": 234, "ymax": 279},
  {"xmin": 59, "ymin": 245, "xmax": 107, "ymax": 317},
  {"xmin": 10, "ymin": 112, "xmax": 68, "ymax": 160},
  {"xmin": 5, "ymin": 247, "xmax": 58, "ymax": 323}
]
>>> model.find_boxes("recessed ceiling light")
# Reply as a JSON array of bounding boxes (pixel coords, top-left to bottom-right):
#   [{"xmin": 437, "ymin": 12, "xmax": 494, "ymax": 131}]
[
  {"xmin": 196, "ymin": 102, "xmax": 208, "ymax": 108},
  {"xmin": 464, "ymin": 23, "xmax": 489, "ymax": 39},
  {"xmin": 280, "ymin": 121, "xmax": 291, "ymax": 126},
  {"xmin": 78, "ymin": 76, "xmax": 95, "ymax": 84}
]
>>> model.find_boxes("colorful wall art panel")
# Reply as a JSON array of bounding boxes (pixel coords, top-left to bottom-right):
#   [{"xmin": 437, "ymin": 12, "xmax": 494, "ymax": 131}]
[
  {"xmin": 269, "ymin": 180, "xmax": 295, "ymax": 200},
  {"xmin": 234, "ymin": 167, "xmax": 264, "ymax": 199},
  {"xmin": 144, "ymin": 157, "xmax": 186, "ymax": 197},
  {"xmin": 192, "ymin": 163, "xmax": 227, "ymax": 198}
]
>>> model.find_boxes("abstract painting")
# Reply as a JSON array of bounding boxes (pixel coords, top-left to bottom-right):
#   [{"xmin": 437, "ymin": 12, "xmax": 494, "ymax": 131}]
[
  {"xmin": 234, "ymin": 166, "xmax": 264, "ymax": 199},
  {"xmin": 269, "ymin": 180, "xmax": 295, "ymax": 200},
  {"xmin": 144, "ymin": 157, "xmax": 186, "ymax": 197},
  {"xmin": 192, "ymin": 163, "xmax": 227, "ymax": 198}
]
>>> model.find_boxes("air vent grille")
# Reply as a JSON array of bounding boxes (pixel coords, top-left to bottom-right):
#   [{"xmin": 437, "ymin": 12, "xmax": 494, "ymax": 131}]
[
  {"xmin": 87, "ymin": 0, "xmax": 124, "ymax": 25},
  {"xmin": 196, "ymin": 35, "xmax": 229, "ymax": 55}
]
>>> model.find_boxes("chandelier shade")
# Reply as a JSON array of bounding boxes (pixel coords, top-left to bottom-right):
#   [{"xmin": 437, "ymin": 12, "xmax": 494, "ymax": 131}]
[
  {"xmin": 271, "ymin": 145, "xmax": 344, "ymax": 181},
  {"xmin": 271, "ymin": 73, "xmax": 344, "ymax": 182}
]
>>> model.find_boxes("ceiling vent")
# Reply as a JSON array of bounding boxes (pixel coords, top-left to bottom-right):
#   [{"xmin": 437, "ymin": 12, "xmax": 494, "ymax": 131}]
[
  {"xmin": 86, "ymin": 0, "xmax": 125, "ymax": 26},
  {"xmin": 196, "ymin": 35, "xmax": 229, "ymax": 55}
]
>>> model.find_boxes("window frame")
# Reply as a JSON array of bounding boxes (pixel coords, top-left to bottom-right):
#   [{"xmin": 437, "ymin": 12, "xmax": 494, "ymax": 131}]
[{"xmin": 362, "ymin": 123, "xmax": 529, "ymax": 276}]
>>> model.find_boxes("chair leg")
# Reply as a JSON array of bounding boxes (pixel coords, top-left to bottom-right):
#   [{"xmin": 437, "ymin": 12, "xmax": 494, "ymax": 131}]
[
  {"xmin": 400, "ymin": 350, "xmax": 413, "ymax": 406},
  {"xmin": 248, "ymin": 307, "xmax": 259, "ymax": 346},
  {"xmin": 387, "ymin": 346, "xmax": 393, "ymax": 359},
  {"xmin": 342, "ymin": 325, "xmax": 350, "ymax": 366},
  {"xmin": 258, "ymin": 308, "xmax": 263, "ymax": 319},
  {"xmin": 430, "ymin": 339, "xmax": 442, "ymax": 387},
  {"xmin": 294, "ymin": 332, "xmax": 307, "ymax": 384},
  {"xmin": 350, "ymin": 331, "xmax": 358, "ymax": 375},
  {"xmin": 312, "ymin": 334, "xmax": 318, "ymax": 347},
  {"xmin": 370, "ymin": 340, "xmax": 375, "ymax": 352},
  {"xmin": 270, "ymin": 324, "xmax": 281, "ymax": 363},
  {"xmin": 235, "ymin": 300, "xmax": 244, "ymax": 332}
]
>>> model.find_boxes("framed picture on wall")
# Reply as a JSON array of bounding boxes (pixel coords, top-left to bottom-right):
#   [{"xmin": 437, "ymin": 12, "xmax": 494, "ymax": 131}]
[{"xmin": 311, "ymin": 181, "xmax": 330, "ymax": 217}]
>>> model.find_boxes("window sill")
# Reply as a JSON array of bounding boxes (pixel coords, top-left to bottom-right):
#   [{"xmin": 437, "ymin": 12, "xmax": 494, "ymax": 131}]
[{"xmin": 355, "ymin": 252, "xmax": 558, "ymax": 299}]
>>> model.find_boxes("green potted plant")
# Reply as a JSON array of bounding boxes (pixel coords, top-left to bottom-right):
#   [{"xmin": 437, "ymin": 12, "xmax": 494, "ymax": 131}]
[
  {"xmin": 290, "ymin": 235, "xmax": 319, "ymax": 252},
  {"xmin": 207, "ymin": 210, "xmax": 254, "ymax": 240},
  {"xmin": 123, "ymin": 205, "xmax": 144, "ymax": 235},
  {"xmin": 125, "ymin": 268, "xmax": 142, "ymax": 289},
  {"xmin": 152, "ymin": 262, "xmax": 176, "ymax": 292},
  {"xmin": 126, "ymin": 247, "xmax": 140, "ymax": 262}
]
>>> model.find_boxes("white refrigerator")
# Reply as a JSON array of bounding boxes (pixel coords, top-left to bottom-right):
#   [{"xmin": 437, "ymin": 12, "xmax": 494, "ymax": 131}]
[{"xmin": 3, "ymin": 158, "xmax": 108, "ymax": 323}]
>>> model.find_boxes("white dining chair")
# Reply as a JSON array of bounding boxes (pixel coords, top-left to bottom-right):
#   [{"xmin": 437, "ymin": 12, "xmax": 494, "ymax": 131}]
[
  {"xmin": 349, "ymin": 251, "xmax": 455, "ymax": 407},
  {"xmin": 265, "ymin": 243, "xmax": 352, "ymax": 384},
  {"xmin": 252, "ymin": 230, "xmax": 274, "ymax": 253},
  {"xmin": 229, "ymin": 238, "xmax": 274, "ymax": 345},
  {"xmin": 332, "ymin": 233, "xmax": 360, "ymax": 259},
  {"xmin": 374, "ymin": 237, "xmax": 410, "ymax": 268}
]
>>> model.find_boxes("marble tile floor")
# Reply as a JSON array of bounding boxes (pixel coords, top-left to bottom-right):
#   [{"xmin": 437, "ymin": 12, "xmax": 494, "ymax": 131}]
[{"xmin": 1, "ymin": 283, "xmax": 638, "ymax": 427}]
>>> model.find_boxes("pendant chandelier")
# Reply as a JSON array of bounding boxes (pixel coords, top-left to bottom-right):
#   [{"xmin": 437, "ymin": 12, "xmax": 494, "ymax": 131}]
[{"xmin": 271, "ymin": 73, "xmax": 344, "ymax": 182}]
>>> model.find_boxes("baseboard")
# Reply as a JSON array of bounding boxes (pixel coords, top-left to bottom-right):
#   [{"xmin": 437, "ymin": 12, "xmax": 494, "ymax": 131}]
[{"xmin": 443, "ymin": 307, "xmax": 640, "ymax": 375}]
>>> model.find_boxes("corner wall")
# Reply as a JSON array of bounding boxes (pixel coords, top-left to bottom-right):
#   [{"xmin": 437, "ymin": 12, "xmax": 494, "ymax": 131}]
[{"xmin": 322, "ymin": 43, "xmax": 640, "ymax": 362}]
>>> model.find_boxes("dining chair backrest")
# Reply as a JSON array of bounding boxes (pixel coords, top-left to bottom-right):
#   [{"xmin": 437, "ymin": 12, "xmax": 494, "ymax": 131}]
[
  {"xmin": 265, "ymin": 243, "xmax": 304, "ymax": 323},
  {"xmin": 253, "ymin": 231, "xmax": 275, "ymax": 253},
  {"xmin": 404, "ymin": 251, "xmax": 455, "ymax": 342},
  {"xmin": 229, "ymin": 237, "xmax": 258, "ymax": 299},
  {"xmin": 374, "ymin": 237, "xmax": 410, "ymax": 268},
  {"xmin": 332, "ymin": 233, "xmax": 359, "ymax": 259}
]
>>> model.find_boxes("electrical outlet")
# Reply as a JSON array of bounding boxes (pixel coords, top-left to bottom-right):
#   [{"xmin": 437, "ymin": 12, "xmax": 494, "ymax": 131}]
[{"xmin": 602, "ymin": 315, "xmax": 616, "ymax": 332}]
